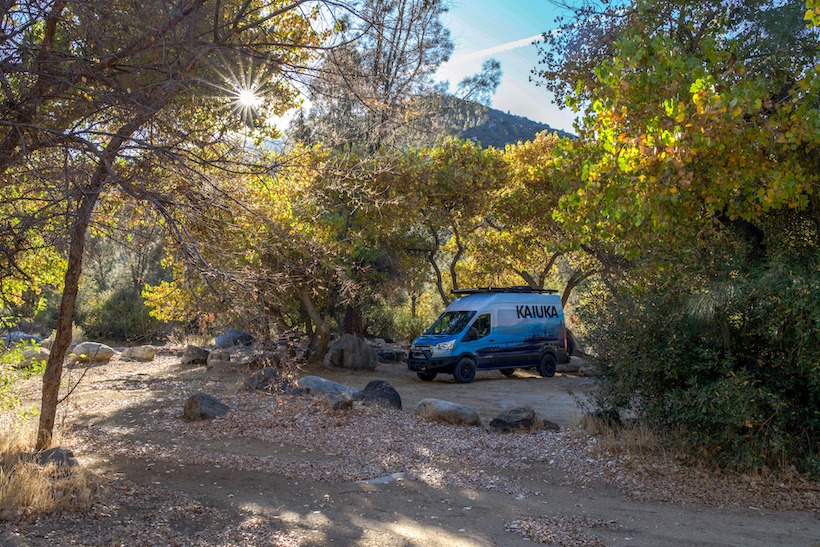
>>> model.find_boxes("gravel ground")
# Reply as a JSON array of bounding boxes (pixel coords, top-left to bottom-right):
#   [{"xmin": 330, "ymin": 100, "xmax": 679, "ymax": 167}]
[{"xmin": 1, "ymin": 351, "xmax": 818, "ymax": 546}]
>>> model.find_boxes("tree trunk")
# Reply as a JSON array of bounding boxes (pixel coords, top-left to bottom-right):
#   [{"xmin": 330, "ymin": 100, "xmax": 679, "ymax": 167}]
[
  {"xmin": 428, "ymin": 250, "xmax": 450, "ymax": 307},
  {"xmin": 561, "ymin": 269, "xmax": 596, "ymax": 307},
  {"xmin": 300, "ymin": 286, "xmax": 329, "ymax": 363},
  {"xmin": 36, "ymin": 112, "xmax": 153, "ymax": 450},
  {"xmin": 343, "ymin": 303, "xmax": 364, "ymax": 337},
  {"xmin": 36, "ymin": 186, "xmax": 99, "ymax": 450}
]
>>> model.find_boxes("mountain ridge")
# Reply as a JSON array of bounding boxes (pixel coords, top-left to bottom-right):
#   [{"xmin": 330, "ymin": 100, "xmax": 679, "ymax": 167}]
[{"xmin": 458, "ymin": 107, "xmax": 573, "ymax": 148}]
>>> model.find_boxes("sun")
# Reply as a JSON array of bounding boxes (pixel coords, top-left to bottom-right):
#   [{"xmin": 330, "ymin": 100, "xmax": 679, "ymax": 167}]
[{"xmin": 237, "ymin": 87, "xmax": 263, "ymax": 108}]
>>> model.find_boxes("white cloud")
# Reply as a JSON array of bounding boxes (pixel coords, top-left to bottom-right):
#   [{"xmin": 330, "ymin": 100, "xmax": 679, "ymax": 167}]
[{"xmin": 453, "ymin": 33, "xmax": 544, "ymax": 62}]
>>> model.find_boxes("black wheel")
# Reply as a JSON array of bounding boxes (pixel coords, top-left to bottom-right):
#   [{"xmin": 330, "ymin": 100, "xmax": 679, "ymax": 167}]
[
  {"xmin": 417, "ymin": 370, "xmax": 437, "ymax": 381},
  {"xmin": 500, "ymin": 368, "xmax": 515, "ymax": 377},
  {"xmin": 453, "ymin": 357, "xmax": 476, "ymax": 384},
  {"xmin": 538, "ymin": 353, "xmax": 557, "ymax": 378}
]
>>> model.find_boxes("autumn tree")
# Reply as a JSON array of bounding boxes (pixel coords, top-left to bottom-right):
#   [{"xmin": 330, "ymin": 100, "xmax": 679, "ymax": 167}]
[
  {"xmin": 534, "ymin": 0, "xmax": 820, "ymax": 470},
  {"xmin": 0, "ymin": 0, "xmax": 327, "ymax": 449}
]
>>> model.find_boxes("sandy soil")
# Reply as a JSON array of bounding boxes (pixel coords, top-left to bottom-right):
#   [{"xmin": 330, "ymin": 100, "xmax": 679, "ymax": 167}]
[{"xmin": 1, "ymin": 350, "xmax": 818, "ymax": 546}]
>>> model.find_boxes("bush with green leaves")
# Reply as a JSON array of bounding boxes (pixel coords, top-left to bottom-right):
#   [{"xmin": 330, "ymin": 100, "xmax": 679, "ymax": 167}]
[
  {"xmin": 584, "ymin": 253, "xmax": 819, "ymax": 474},
  {"xmin": 0, "ymin": 341, "xmax": 47, "ymax": 415},
  {"xmin": 78, "ymin": 286, "xmax": 163, "ymax": 342}
]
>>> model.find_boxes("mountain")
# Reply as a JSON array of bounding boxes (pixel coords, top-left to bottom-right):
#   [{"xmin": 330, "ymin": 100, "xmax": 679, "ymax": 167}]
[{"xmin": 458, "ymin": 107, "xmax": 573, "ymax": 148}]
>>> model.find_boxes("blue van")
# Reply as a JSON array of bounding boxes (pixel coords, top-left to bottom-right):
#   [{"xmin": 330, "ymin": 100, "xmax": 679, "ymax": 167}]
[{"xmin": 407, "ymin": 287, "xmax": 570, "ymax": 383}]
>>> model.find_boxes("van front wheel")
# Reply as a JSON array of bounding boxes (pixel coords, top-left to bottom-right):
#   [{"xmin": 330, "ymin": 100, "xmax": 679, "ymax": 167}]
[
  {"xmin": 538, "ymin": 354, "xmax": 557, "ymax": 378},
  {"xmin": 453, "ymin": 357, "xmax": 476, "ymax": 384}
]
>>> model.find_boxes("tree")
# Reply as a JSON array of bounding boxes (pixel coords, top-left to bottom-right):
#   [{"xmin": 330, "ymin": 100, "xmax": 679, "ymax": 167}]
[
  {"xmin": 0, "ymin": 0, "xmax": 326, "ymax": 450},
  {"xmin": 536, "ymin": 0, "xmax": 819, "ymax": 256},
  {"xmin": 292, "ymin": 0, "xmax": 502, "ymax": 150},
  {"xmin": 533, "ymin": 0, "xmax": 820, "ymax": 471},
  {"xmin": 396, "ymin": 138, "xmax": 506, "ymax": 306}
]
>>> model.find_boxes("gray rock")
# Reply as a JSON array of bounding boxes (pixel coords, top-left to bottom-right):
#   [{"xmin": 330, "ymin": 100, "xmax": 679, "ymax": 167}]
[
  {"xmin": 206, "ymin": 349, "xmax": 232, "ymax": 367},
  {"xmin": 3, "ymin": 331, "xmax": 42, "ymax": 347},
  {"xmin": 214, "ymin": 328, "xmax": 255, "ymax": 349},
  {"xmin": 542, "ymin": 419, "xmax": 561, "ymax": 432},
  {"xmin": 358, "ymin": 472, "xmax": 406, "ymax": 485},
  {"xmin": 353, "ymin": 380, "xmax": 402, "ymax": 410},
  {"xmin": 244, "ymin": 367, "xmax": 291, "ymax": 393},
  {"xmin": 35, "ymin": 446, "xmax": 78, "ymax": 467},
  {"xmin": 326, "ymin": 334, "xmax": 377, "ymax": 370},
  {"xmin": 181, "ymin": 345, "xmax": 209, "ymax": 365},
  {"xmin": 578, "ymin": 364, "xmax": 596, "ymax": 377},
  {"xmin": 376, "ymin": 349, "xmax": 407, "ymax": 363},
  {"xmin": 297, "ymin": 375, "xmax": 360, "ymax": 397},
  {"xmin": 557, "ymin": 359, "xmax": 582, "ymax": 374},
  {"xmin": 121, "ymin": 345, "xmax": 157, "ymax": 361},
  {"xmin": 489, "ymin": 406, "xmax": 541, "ymax": 432},
  {"xmin": 69, "ymin": 342, "xmax": 115, "ymax": 364},
  {"xmin": 18, "ymin": 347, "xmax": 49, "ymax": 368},
  {"xmin": 332, "ymin": 398, "xmax": 353, "ymax": 411},
  {"xmin": 415, "ymin": 398, "xmax": 481, "ymax": 426},
  {"xmin": 183, "ymin": 392, "xmax": 230, "ymax": 421}
]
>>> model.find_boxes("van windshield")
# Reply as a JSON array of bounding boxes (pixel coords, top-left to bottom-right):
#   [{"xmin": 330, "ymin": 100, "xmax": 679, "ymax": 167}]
[{"xmin": 424, "ymin": 311, "xmax": 476, "ymax": 335}]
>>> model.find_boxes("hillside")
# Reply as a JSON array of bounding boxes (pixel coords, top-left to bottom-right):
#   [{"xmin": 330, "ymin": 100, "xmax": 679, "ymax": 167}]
[{"xmin": 459, "ymin": 107, "xmax": 573, "ymax": 148}]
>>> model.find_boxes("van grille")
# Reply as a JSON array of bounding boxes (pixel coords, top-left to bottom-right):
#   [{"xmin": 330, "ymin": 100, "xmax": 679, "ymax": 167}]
[{"xmin": 410, "ymin": 346, "xmax": 431, "ymax": 360}]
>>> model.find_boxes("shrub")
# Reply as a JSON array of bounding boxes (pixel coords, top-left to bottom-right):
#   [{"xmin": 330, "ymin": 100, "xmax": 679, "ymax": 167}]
[
  {"xmin": 583, "ymin": 254, "xmax": 820, "ymax": 474},
  {"xmin": 80, "ymin": 286, "xmax": 163, "ymax": 342}
]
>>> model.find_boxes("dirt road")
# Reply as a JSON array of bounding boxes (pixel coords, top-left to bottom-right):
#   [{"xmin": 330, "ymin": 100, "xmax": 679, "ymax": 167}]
[{"xmin": 3, "ymin": 353, "xmax": 818, "ymax": 546}]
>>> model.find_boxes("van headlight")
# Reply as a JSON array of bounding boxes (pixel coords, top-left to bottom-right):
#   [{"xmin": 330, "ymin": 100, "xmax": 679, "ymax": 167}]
[{"xmin": 435, "ymin": 340, "xmax": 455, "ymax": 351}]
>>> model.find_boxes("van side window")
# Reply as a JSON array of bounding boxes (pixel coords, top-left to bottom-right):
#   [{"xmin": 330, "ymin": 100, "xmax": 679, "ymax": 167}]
[{"xmin": 466, "ymin": 313, "xmax": 491, "ymax": 341}]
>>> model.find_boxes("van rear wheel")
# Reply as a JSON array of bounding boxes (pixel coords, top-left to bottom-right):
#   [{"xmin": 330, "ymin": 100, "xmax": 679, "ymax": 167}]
[
  {"xmin": 538, "ymin": 353, "xmax": 557, "ymax": 378},
  {"xmin": 453, "ymin": 357, "xmax": 476, "ymax": 384},
  {"xmin": 417, "ymin": 371, "xmax": 437, "ymax": 381}
]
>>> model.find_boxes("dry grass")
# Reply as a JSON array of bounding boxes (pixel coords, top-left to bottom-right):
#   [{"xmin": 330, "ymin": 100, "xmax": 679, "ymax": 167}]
[
  {"xmin": 571, "ymin": 413, "xmax": 667, "ymax": 459},
  {"xmin": 0, "ymin": 422, "xmax": 102, "ymax": 520}
]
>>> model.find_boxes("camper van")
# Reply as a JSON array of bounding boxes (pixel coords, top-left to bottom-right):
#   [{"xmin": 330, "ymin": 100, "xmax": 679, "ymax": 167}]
[{"xmin": 407, "ymin": 287, "xmax": 570, "ymax": 383}]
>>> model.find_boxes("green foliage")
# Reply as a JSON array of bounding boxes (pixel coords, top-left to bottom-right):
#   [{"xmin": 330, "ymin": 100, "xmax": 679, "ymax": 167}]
[
  {"xmin": 79, "ymin": 286, "xmax": 162, "ymax": 342},
  {"xmin": 0, "ymin": 342, "xmax": 46, "ymax": 415},
  {"xmin": 585, "ymin": 253, "xmax": 820, "ymax": 473},
  {"xmin": 361, "ymin": 291, "xmax": 440, "ymax": 342}
]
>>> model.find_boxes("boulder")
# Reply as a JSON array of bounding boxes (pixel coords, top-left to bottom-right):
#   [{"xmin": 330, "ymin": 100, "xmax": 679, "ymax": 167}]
[
  {"xmin": 214, "ymin": 328, "xmax": 255, "ymax": 349},
  {"xmin": 121, "ymin": 345, "xmax": 157, "ymax": 362},
  {"xmin": 3, "ymin": 331, "xmax": 42, "ymax": 347},
  {"xmin": 578, "ymin": 364, "xmax": 596, "ymax": 377},
  {"xmin": 18, "ymin": 347, "xmax": 49, "ymax": 368},
  {"xmin": 353, "ymin": 380, "xmax": 402, "ymax": 410},
  {"xmin": 376, "ymin": 349, "xmax": 407, "ymax": 363},
  {"xmin": 230, "ymin": 347, "xmax": 273, "ymax": 368},
  {"xmin": 181, "ymin": 345, "xmax": 209, "ymax": 365},
  {"xmin": 556, "ymin": 357, "xmax": 582, "ymax": 374},
  {"xmin": 489, "ymin": 406, "xmax": 541, "ymax": 433},
  {"xmin": 206, "ymin": 349, "xmax": 232, "ymax": 367},
  {"xmin": 244, "ymin": 367, "xmax": 295, "ymax": 394},
  {"xmin": 415, "ymin": 398, "xmax": 481, "ymax": 426},
  {"xmin": 183, "ymin": 392, "xmax": 230, "ymax": 421},
  {"xmin": 297, "ymin": 375, "xmax": 360, "ymax": 398},
  {"xmin": 326, "ymin": 334, "xmax": 377, "ymax": 370},
  {"xmin": 69, "ymin": 342, "xmax": 115, "ymax": 364},
  {"xmin": 34, "ymin": 446, "xmax": 78, "ymax": 467},
  {"xmin": 542, "ymin": 419, "xmax": 561, "ymax": 432}
]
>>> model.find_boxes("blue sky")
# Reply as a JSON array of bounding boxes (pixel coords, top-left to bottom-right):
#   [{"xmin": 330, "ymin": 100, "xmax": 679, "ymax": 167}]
[{"xmin": 437, "ymin": 0, "xmax": 576, "ymax": 133}]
